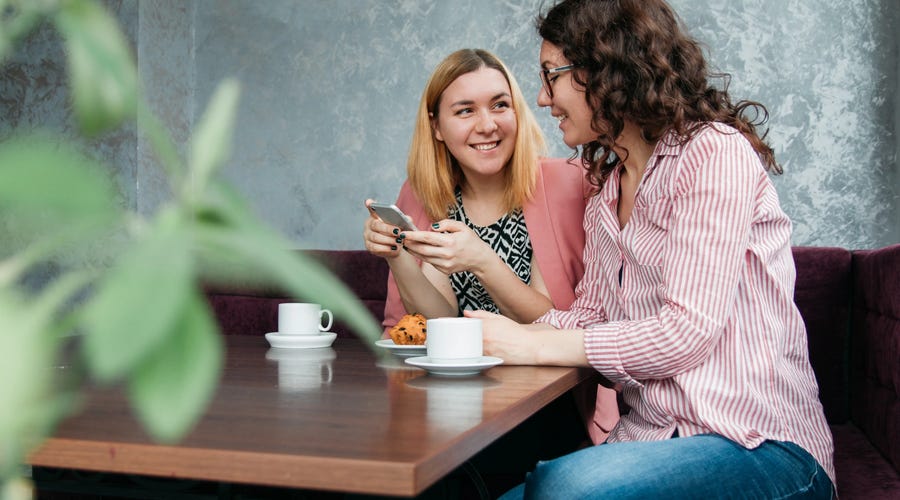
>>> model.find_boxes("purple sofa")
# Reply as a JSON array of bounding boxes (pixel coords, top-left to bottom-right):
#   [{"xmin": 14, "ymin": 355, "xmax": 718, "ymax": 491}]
[{"xmin": 205, "ymin": 244, "xmax": 900, "ymax": 498}]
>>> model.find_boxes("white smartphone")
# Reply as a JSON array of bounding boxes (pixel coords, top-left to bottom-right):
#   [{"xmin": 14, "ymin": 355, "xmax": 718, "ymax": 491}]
[{"xmin": 369, "ymin": 202, "xmax": 418, "ymax": 231}]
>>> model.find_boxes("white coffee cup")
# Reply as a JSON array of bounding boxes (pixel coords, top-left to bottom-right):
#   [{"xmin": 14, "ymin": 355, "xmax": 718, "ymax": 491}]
[
  {"xmin": 278, "ymin": 303, "xmax": 333, "ymax": 335},
  {"xmin": 425, "ymin": 317, "xmax": 482, "ymax": 364}
]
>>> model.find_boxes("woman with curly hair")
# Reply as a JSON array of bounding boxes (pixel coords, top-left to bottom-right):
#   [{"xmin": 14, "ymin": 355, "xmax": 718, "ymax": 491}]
[{"xmin": 468, "ymin": 1, "xmax": 835, "ymax": 497}]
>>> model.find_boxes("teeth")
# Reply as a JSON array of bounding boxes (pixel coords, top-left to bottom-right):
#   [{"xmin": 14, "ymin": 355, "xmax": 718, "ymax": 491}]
[
  {"xmin": 473, "ymin": 142, "xmax": 498, "ymax": 151},
  {"xmin": 557, "ymin": 114, "xmax": 568, "ymax": 123}
]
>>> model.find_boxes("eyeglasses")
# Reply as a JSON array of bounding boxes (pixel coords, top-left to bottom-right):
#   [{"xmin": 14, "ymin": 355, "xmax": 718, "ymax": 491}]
[{"xmin": 539, "ymin": 64, "xmax": 578, "ymax": 98}]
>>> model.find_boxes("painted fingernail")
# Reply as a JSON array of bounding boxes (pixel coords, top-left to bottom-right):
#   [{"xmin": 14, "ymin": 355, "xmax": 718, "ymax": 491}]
[
  {"xmin": 432, "ymin": 223, "xmax": 440, "ymax": 229},
  {"xmin": 395, "ymin": 237, "xmax": 403, "ymax": 244},
  {"xmin": 391, "ymin": 245, "xmax": 397, "ymax": 250},
  {"xmin": 392, "ymin": 228, "xmax": 399, "ymax": 235}
]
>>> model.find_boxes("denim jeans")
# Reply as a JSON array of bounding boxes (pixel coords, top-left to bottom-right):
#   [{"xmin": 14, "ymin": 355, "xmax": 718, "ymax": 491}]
[{"xmin": 498, "ymin": 435, "xmax": 833, "ymax": 499}]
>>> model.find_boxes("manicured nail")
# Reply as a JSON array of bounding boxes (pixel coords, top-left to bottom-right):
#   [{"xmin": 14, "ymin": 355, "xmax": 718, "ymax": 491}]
[
  {"xmin": 432, "ymin": 223, "xmax": 440, "ymax": 229},
  {"xmin": 392, "ymin": 228, "xmax": 399, "ymax": 235},
  {"xmin": 396, "ymin": 237, "xmax": 403, "ymax": 244},
  {"xmin": 391, "ymin": 245, "xmax": 397, "ymax": 250}
]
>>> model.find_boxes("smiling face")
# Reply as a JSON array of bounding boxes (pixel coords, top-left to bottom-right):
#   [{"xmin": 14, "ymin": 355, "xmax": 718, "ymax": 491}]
[
  {"xmin": 537, "ymin": 40, "xmax": 597, "ymax": 148},
  {"xmin": 431, "ymin": 67, "xmax": 517, "ymax": 182}
]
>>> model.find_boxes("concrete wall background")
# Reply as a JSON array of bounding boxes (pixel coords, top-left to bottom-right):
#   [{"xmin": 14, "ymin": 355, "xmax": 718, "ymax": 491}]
[{"xmin": 2, "ymin": 0, "xmax": 898, "ymax": 251}]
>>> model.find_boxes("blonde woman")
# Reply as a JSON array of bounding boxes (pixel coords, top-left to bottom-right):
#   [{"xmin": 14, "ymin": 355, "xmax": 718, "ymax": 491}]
[{"xmin": 363, "ymin": 48, "xmax": 619, "ymax": 442}]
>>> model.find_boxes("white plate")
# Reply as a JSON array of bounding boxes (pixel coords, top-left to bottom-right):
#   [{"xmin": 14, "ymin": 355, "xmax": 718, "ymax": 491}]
[
  {"xmin": 265, "ymin": 332, "xmax": 337, "ymax": 349},
  {"xmin": 374, "ymin": 339, "xmax": 427, "ymax": 357},
  {"xmin": 404, "ymin": 356, "xmax": 503, "ymax": 376}
]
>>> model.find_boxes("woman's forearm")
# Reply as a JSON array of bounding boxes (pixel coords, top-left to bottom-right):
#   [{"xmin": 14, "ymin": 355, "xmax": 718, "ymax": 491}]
[
  {"xmin": 535, "ymin": 328, "xmax": 590, "ymax": 366},
  {"xmin": 473, "ymin": 254, "xmax": 554, "ymax": 323},
  {"xmin": 388, "ymin": 251, "xmax": 457, "ymax": 318}
]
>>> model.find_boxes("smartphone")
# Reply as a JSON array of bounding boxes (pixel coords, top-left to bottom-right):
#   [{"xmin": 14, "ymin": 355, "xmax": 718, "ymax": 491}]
[{"xmin": 369, "ymin": 202, "xmax": 418, "ymax": 231}]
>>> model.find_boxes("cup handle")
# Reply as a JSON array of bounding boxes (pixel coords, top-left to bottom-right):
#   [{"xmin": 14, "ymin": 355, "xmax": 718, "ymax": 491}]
[{"xmin": 319, "ymin": 309, "xmax": 333, "ymax": 332}]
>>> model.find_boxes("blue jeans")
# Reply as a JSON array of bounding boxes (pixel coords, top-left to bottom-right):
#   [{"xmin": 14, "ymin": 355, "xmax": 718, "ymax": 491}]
[{"xmin": 498, "ymin": 435, "xmax": 833, "ymax": 499}]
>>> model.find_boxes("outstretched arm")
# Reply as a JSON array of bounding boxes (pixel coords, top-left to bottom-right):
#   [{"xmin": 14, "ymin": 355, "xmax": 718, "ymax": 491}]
[{"xmin": 465, "ymin": 310, "xmax": 589, "ymax": 366}]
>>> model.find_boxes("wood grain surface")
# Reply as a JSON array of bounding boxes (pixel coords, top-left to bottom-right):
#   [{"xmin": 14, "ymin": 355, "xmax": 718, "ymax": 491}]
[{"xmin": 29, "ymin": 336, "xmax": 596, "ymax": 496}]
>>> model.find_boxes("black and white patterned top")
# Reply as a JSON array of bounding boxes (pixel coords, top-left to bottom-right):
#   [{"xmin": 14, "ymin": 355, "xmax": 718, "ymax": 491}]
[{"xmin": 447, "ymin": 187, "xmax": 533, "ymax": 314}]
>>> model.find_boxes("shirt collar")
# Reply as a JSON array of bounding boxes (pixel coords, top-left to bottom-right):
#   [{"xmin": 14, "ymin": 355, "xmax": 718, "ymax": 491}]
[{"xmin": 599, "ymin": 129, "xmax": 683, "ymax": 201}]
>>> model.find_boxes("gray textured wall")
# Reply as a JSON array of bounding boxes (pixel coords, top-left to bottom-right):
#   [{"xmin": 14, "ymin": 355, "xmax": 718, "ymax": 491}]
[{"xmin": 2, "ymin": 0, "xmax": 898, "ymax": 252}]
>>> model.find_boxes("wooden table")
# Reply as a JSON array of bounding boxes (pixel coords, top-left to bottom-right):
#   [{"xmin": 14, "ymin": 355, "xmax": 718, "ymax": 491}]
[{"xmin": 28, "ymin": 335, "xmax": 597, "ymax": 497}]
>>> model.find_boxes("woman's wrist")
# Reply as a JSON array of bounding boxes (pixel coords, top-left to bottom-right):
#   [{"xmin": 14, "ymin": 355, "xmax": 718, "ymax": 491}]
[
  {"xmin": 469, "ymin": 245, "xmax": 504, "ymax": 279},
  {"xmin": 534, "ymin": 328, "xmax": 589, "ymax": 366}
]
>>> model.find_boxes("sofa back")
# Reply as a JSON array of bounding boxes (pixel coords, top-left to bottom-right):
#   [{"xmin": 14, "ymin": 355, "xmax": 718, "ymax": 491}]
[
  {"xmin": 204, "ymin": 250, "xmax": 388, "ymax": 338},
  {"xmin": 791, "ymin": 247, "xmax": 853, "ymax": 424},
  {"xmin": 204, "ymin": 248, "xmax": 855, "ymax": 408},
  {"xmin": 849, "ymin": 244, "xmax": 900, "ymax": 472}
]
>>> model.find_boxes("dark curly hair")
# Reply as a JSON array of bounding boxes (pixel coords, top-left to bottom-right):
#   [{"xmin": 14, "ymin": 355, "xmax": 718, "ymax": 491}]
[{"xmin": 537, "ymin": 0, "xmax": 781, "ymax": 188}]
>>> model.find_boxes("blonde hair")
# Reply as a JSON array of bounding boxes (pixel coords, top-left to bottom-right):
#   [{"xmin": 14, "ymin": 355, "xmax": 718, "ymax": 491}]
[{"xmin": 407, "ymin": 49, "xmax": 547, "ymax": 221}]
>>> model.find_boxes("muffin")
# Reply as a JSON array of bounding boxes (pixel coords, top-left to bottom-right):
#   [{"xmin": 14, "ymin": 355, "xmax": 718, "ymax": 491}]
[{"xmin": 389, "ymin": 313, "xmax": 427, "ymax": 345}]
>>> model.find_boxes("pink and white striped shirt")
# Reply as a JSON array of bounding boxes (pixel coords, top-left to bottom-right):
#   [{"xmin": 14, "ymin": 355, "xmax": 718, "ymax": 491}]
[{"xmin": 539, "ymin": 123, "xmax": 835, "ymax": 484}]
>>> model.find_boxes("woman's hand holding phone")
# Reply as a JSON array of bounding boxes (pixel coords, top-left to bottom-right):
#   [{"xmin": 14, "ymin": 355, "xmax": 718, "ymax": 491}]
[
  {"xmin": 364, "ymin": 201, "xmax": 490, "ymax": 275},
  {"xmin": 364, "ymin": 199, "xmax": 414, "ymax": 258},
  {"xmin": 400, "ymin": 220, "xmax": 493, "ymax": 276},
  {"xmin": 368, "ymin": 202, "xmax": 418, "ymax": 231}
]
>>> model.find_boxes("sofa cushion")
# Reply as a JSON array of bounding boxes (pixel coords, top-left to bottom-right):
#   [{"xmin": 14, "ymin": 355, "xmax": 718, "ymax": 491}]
[
  {"xmin": 850, "ymin": 244, "xmax": 900, "ymax": 474},
  {"xmin": 832, "ymin": 423, "xmax": 900, "ymax": 498},
  {"xmin": 792, "ymin": 246, "xmax": 852, "ymax": 423}
]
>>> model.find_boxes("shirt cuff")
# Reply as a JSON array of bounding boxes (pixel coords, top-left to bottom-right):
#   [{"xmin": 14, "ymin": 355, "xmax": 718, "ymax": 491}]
[
  {"xmin": 536, "ymin": 307, "xmax": 600, "ymax": 329},
  {"xmin": 583, "ymin": 322, "xmax": 640, "ymax": 387}
]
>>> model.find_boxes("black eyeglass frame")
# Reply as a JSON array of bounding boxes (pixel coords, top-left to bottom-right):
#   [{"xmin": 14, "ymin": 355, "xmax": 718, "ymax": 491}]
[{"xmin": 540, "ymin": 64, "xmax": 578, "ymax": 98}]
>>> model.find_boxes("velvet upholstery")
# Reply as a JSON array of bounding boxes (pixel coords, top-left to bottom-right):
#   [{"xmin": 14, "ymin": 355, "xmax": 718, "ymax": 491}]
[
  {"xmin": 849, "ymin": 245, "xmax": 900, "ymax": 477},
  {"xmin": 832, "ymin": 423, "xmax": 900, "ymax": 499},
  {"xmin": 204, "ymin": 250, "xmax": 388, "ymax": 338},
  {"xmin": 792, "ymin": 246, "xmax": 853, "ymax": 424},
  {"xmin": 203, "ymin": 246, "xmax": 900, "ymax": 498}
]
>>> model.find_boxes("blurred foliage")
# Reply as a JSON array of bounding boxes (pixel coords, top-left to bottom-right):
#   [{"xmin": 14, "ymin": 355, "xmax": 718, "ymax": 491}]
[{"xmin": 0, "ymin": 1, "xmax": 381, "ymax": 498}]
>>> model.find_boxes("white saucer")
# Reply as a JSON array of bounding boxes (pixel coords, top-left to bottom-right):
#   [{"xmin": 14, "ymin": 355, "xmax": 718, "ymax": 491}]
[
  {"xmin": 265, "ymin": 332, "xmax": 337, "ymax": 349},
  {"xmin": 374, "ymin": 339, "xmax": 427, "ymax": 357},
  {"xmin": 404, "ymin": 356, "xmax": 503, "ymax": 376}
]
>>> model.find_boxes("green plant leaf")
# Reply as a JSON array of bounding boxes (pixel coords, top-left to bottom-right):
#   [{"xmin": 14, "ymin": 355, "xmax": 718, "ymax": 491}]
[
  {"xmin": 0, "ymin": 291, "xmax": 53, "ymax": 479},
  {"xmin": 194, "ymin": 183, "xmax": 382, "ymax": 344},
  {"xmin": 0, "ymin": 135, "xmax": 119, "ymax": 261},
  {"xmin": 189, "ymin": 79, "xmax": 240, "ymax": 195},
  {"xmin": 0, "ymin": 135, "xmax": 118, "ymax": 220},
  {"xmin": 0, "ymin": 271, "xmax": 88, "ymax": 479},
  {"xmin": 128, "ymin": 291, "xmax": 223, "ymax": 444},
  {"xmin": 137, "ymin": 100, "xmax": 185, "ymax": 186},
  {"xmin": 82, "ymin": 207, "xmax": 193, "ymax": 382},
  {"xmin": 53, "ymin": 0, "xmax": 137, "ymax": 136},
  {"xmin": 0, "ymin": 0, "xmax": 44, "ymax": 63},
  {"xmin": 0, "ymin": 476, "xmax": 34, "ymax": 500}
]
